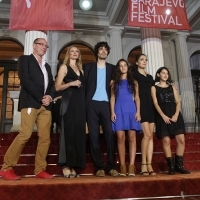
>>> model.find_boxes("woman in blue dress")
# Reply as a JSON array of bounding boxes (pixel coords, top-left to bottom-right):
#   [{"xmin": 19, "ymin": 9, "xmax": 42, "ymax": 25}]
[{"xmin": 110, "ymin": 59, "xmax": 141, "ymax": 176}]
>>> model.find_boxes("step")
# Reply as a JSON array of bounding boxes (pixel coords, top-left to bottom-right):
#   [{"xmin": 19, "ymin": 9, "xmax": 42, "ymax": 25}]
[
  {"xmin": 1, "ymin": 143, "xmax": 200, "ymax": 156},
  {"xmin": 0, "ymin": 160, "xmax": 198, "ymax": 176},
  {"xmin": 1, "ymin": 137, "xmax": 200, "ymax": 148},
  {"xmin": 0, "ymin": 132, "xmax": 200, "ymax": 140},
  {"xmin": 1, "ymin": 132, "xmax": 200, "ymax": 141},
  {"xmin": 0, "ymin": 151, "xmax": 199, "ymax": 167}
]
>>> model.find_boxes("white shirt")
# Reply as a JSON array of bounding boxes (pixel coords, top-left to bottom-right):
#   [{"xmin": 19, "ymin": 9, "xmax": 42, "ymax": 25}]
[{"xmin": 33, "ymin": 54, "xmax": 49, "ymax": 94}]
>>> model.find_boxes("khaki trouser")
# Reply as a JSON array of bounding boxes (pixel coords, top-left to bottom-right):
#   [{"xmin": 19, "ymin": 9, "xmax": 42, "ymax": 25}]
[{"xmin": 1, "ymin": 106, "xmax": 52, "ymax": 175}]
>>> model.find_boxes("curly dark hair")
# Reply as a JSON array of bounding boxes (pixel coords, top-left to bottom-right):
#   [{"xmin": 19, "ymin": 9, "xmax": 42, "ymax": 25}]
[
  {"xmin": 112, "ymin": 59, "xmax": 137, "ymax": 96},
  {"xmin": 94, "ymin": 41, "xmax": 110, "ymax": 59},
  {"xmin": 154, "ymin": 67, "xmax": 173, "ymax": 84}
]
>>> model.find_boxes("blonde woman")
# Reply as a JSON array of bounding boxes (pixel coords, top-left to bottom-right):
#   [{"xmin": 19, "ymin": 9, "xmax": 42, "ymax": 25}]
[{"xmin": 55, "ymin": 46, "xmax": 86, "ymax": 178}]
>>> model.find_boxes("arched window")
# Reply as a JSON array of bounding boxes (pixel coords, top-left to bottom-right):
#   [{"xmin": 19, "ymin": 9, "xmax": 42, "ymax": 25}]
[
  {"xmin": 58, "ymin": 43, "xmax": 96, "ymax": 65},
  {"xmin": 127, "ymin": 46, "xmax": 142, "ymax": 66},
  {"xmin": 0, "ymin": 39, "xmax": 23, "ymax": 61}
]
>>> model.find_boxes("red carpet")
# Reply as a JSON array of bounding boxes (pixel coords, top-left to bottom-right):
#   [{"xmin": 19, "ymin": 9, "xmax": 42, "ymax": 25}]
[
  {"xmin": 0, "ymin": 132, "xmax": 200, "ymax": 199},
  {"xmin": 0, "ymin": 173, "xmax": 200, "ymax": 200}
]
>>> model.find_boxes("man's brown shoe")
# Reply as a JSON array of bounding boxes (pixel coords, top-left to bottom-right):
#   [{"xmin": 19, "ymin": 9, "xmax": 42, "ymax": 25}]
[
  {"xmin": 96, "ymin": 170, "xmax": 105, "ymax": 177},
  {"xmin": 109, "ymin": 169, "xmax": 119, "ymax": 177}
]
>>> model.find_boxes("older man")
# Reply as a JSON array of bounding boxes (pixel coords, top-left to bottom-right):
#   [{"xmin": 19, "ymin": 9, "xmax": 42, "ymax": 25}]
[{"xmin": 0, "ymin": 38, "xmax": 55, "ymax": 180}]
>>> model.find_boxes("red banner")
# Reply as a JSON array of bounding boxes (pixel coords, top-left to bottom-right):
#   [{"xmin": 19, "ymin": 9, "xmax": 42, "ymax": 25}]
[
  {"xmin": 9, "ymin": 0, "xmax": 73, "ymax": 30},
  {"xmin": 128, "ymin": 0, "xmax": 190, "ymax": 30}
]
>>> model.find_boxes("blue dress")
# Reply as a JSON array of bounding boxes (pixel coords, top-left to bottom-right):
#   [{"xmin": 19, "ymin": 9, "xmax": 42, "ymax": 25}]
[{"xmin": 112, "ymin": 80, "xmax": 142, "ymax": 132}]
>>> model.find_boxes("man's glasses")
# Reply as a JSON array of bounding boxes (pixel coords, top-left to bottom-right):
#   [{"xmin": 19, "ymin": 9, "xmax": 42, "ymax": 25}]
[{"xmin": 34, "ymin": 43, "xmax": 49, "ymax": 48}]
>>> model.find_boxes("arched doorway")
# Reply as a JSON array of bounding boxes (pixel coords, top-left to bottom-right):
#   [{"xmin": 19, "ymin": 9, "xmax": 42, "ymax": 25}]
[
  {"xmin": 190, "ymin": 51, "xmax": 200, "ymax": 70},
  {"xmin": 0, "ymin": 38, "xmax": 23, "ymax": 132},
  {"xmin": 58, "ymin": 42, "xmax": 96, "ymax": 69},
  {"xmin": 127, "ymin": 46, "xmax": 142, "ymax": 66},
  {"xmin": 190, "ymin": 51, "xmax": 200, "ymax": 125}
]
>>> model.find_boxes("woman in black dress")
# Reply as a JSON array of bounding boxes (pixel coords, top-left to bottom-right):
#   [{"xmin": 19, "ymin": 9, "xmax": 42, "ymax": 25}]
[
  {"xmin": 55, "ymin": 45, "xmax": 86, "ymax": 178},
  {"xmin": 151, "ymin": 67, "xmax": 190, "ymax": 175},
  {"xmin": 132, "ymin": 54, "xmax": 156, "ymax": 175}
]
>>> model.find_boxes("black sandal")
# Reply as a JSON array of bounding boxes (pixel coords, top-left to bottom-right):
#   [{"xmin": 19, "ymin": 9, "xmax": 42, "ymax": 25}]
[{"xmin": 147, "ymin": 163, "xmax": 156, "ymax": 176}]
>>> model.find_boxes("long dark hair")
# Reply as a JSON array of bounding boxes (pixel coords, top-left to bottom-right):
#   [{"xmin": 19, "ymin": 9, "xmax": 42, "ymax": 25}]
[
  {"xmin": 112, "ymin": 59, "xmax": 136, "ymax": 96},
  {"xmin": 155, "ymin": 67, "xmax": 173, "ymax": 84}
]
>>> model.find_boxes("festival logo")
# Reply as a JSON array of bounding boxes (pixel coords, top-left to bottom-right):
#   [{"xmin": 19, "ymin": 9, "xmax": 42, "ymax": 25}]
[{"xmin": 128, "ymin": 0, "xmax": 190, "ymax": 30}]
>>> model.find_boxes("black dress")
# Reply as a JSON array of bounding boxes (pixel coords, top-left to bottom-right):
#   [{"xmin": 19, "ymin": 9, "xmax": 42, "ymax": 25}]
[
  {"xmin": 51, "ymin": 90, "xmax": 62, "ymax": 128},
  {"xmin": 132, "ymin": 68, "xmax": 155, "ymax": 123},
  {"xmin": 154, "ymin": 85, "xmax": 186, "ymax": 139},
  {"xmin": 58, "ymin": 66, "xmax": 86, "ymax": 169}
]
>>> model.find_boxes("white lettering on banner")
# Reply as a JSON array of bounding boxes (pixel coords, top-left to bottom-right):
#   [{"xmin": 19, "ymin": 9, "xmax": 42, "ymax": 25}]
[
  {"xmin": 166, "ymin": 0, "xmax": 172, "ymax": 7},
  {"xmin": 152, "ymin": 0, "xmax": 159, "ymax": 6},
  {"xmin": 130, "ymin": 0, "xmax": 184, "ymax": 26},
  {"xmin": 131, "ymin": 0, "xmax": 185, "ymax": 7},
  {"xmin": 160, "ymin": 0, "xmax": 165, "ymax": 6},
  {"xmin": 132, "ymin": 12, "xmax": 182, "ymax": 26},
  {"xmin": 131, "ymin": 3, "xmax": 138, "ymax": 11},
  {"xmin": 148, "ymin": 6, "xmax": 156, "ymax": 14}
]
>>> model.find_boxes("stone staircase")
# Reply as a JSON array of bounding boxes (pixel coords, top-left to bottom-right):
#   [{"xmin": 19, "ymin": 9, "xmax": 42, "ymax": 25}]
[{"xmin": 0, "ymin": 132, "xmax": 200, "ymax": 176}]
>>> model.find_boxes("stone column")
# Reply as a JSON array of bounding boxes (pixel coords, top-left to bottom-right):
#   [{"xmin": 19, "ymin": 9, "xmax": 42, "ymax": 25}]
[
  {"xmin": 24, "ymin": 30, "xmax": 47, "ymax": 55},
  {"xmin": 141, "ymin": 28, "xmax": 164, "ymax": 78},
  {"xmin": 49, "ymin": 31, "xmax": 59, "ymax": 78},
  {"xmin": 172, "ymin": 32, "xmax": 195, "ymax": 125},
  {"xmin": 107, "ymin": 29, "xmax": 123, "ymax": 65},
  {"xmin": 9, "ymin": 91, "xmax": 21, "ymax": 132}
]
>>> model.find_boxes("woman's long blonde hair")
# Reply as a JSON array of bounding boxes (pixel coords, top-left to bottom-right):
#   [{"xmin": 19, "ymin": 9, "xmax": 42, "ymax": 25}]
[{"xmin": 63, "ymin": 45, "xmax": 82, "ymax": 71}]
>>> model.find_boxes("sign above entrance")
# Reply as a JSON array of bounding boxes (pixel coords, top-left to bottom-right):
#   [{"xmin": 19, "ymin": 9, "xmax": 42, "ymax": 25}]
[
  {"xmin": 128, "ymin": 0, "xmax": 190, "ymax": 30},
  {"xmin": 9, "ymin": 0, "xmax": 74, "ymax": 30}
]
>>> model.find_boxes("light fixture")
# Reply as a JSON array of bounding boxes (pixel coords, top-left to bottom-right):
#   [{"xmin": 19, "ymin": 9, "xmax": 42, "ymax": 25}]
[
  {"xmin": 79, "ymin": 0, "xmax": 93, "ymax": 11},
  {"xmin": 166, "ymin": 9, "xmax": 171, "ymax": 15},
  {"xmin": 0, "ymin": 0, "xmax": 2, "ymax": 2}
]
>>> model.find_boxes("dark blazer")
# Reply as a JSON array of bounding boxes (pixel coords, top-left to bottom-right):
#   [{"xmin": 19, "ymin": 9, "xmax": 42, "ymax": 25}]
[
  {"xmin": 83, "ymin": 62, "xmax": 115, "ymax": 106},
  {"xmin": 17, "ymin": 54, "xmax": 55, "ymax": 111}
]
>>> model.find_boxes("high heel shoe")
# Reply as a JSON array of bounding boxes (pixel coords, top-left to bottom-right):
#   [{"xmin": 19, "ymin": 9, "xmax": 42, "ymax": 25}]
[
  {"xmin": 70, "ymin": 168, "xmax": 79, "ymax": 178},
  {"xmin": 147, "ymin": 163, "xmax": 156, "ymax": 176},
  {"xmin": 62, "ymin": 167, "xmax": 71, "ymax": 178},
  {"xmin": 141, "ymin": 163, "xmax": 149, "ymax": 175}
]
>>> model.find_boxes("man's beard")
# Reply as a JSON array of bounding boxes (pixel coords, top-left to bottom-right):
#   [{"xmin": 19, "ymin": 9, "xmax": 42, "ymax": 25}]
[{"xmin": 98, "ymin": 55, "xmax": 107, "ymax": 60}]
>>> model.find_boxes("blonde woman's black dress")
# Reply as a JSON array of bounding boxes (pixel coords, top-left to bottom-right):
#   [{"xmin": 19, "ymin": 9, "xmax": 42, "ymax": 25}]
[{"xmin": 58, "ymin": 66, "xmax": 86, "ymax": 169}]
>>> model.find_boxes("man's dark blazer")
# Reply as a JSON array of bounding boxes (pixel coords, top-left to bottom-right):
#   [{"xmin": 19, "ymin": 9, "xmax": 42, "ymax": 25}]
[
  {"xmin": 17, "ymin": 54, "xmax": 55, "ymax": 111},
  {"xmin": 83, "ymin": 62, "xmax": 115, "ymax": 106}
]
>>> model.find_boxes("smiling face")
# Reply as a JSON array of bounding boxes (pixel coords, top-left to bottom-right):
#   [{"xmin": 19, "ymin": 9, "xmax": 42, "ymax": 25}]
[
  {"xmin": 119, "ymin": 60, "xmax": 128, "ymax": 74},
  {"xmin": 69, "ymin": 47, "xmax": 80, "ymax": 60},
  {"xmin": 157, "ymin": 68, "xmax": 169, "ymax": 82},
  {"xmin": 33, "ymin": 38, "xmax": 48, "ymax": 57},
  {"xmin": 136, "ymin": 55, "xmax": 148, "ymax": 69},
  {"xmin": 97, "ymin": 46, "xmax": 108, "ymax": 60}
]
